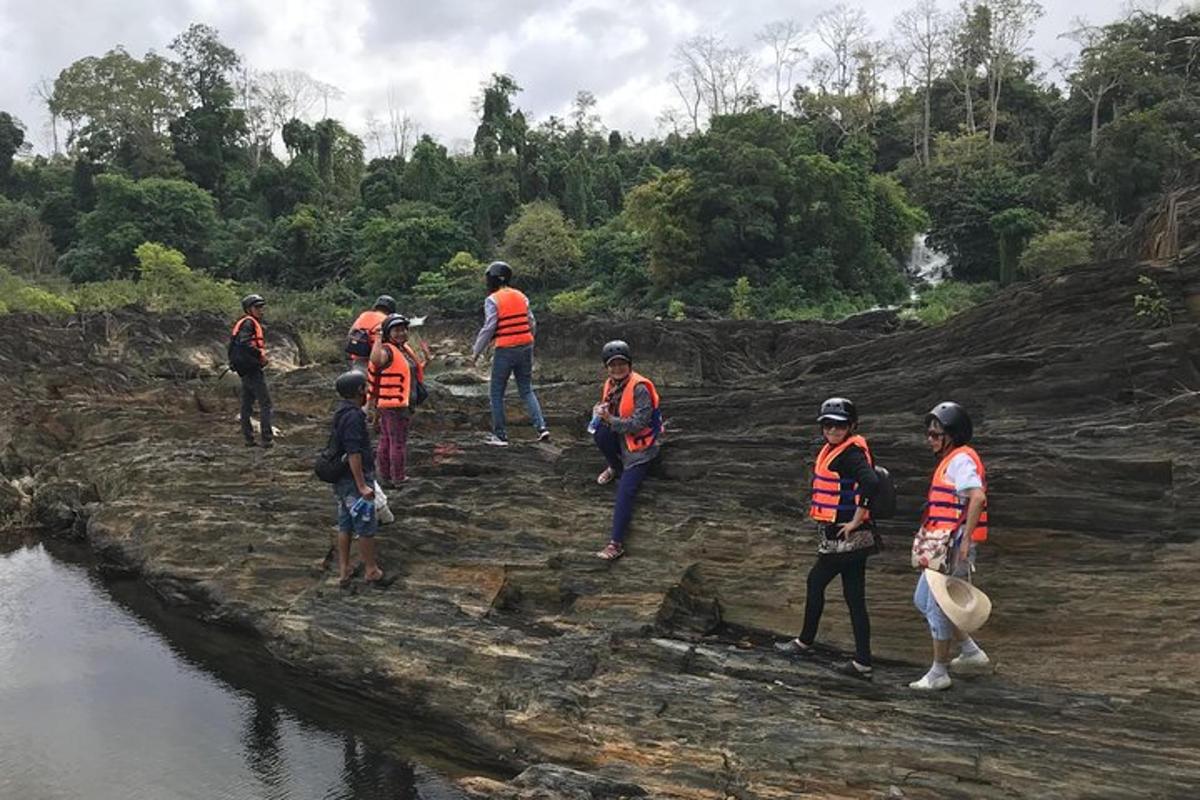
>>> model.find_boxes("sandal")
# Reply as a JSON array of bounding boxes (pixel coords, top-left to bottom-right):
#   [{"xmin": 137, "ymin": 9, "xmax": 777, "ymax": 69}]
[
  {"xmin": 596, "ymin": 467, "xmax": 617, "ymax": 485},
  {"xmin": 595, "ymin": 542, "xmax": 625, "ymax": 561}
]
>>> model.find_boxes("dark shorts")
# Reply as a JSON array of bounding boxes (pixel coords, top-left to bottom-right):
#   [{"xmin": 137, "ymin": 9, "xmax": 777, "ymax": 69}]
[{"xmin": 334, "ymin": 487, "xmax": 378, "ymax": 538}]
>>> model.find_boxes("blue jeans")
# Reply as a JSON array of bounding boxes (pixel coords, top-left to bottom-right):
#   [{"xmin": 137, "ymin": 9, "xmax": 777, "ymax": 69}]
[
  {"xmin": 914, "ymin": 543, "xmax": 976, "ymax": 640},
  {"xmin": 489, "ymin": 345, "xmax": 546, "ymax": 439},
  {"xmin": 594, "ymin": 426, "xmax": 649, "ymax": 545}
]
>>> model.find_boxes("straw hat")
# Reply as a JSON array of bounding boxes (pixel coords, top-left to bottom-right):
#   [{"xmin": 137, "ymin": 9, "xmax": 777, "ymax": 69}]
[{"xmin": 924, "ymin": 569, "xmax": 993, "ymax": 633}]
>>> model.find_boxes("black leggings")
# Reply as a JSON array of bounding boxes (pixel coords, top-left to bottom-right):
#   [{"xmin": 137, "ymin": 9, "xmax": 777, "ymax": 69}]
[{"xmin": 799, "ymin": 551, "xmax": 872, "ymax": 666}]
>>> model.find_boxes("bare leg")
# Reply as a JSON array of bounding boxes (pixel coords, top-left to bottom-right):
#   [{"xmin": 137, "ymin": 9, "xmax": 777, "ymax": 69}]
[
  {"xmin": 337, "ymin": 532, "xmax": 352, "ymax": 581},
  {"xmin": 359, "ymin": 537, "xmax": 382, "ymax": 582}
]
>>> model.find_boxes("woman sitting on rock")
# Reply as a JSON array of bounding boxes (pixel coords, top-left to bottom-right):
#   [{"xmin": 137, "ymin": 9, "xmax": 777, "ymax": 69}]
[
  {"xmin": 909, "ymin": 401, "xmax": 991, "ymax": 691},
  {"xmin": 591, "ymin": 340, "xmax": 662, "ymax": 561},
  {"xmin": 775, "ymin": 397, "xmax": 880, "ymax": 680}
]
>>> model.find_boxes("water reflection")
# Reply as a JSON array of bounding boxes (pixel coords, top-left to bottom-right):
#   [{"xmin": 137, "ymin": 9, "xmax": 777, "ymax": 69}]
[{"xmin": 0, "ymin": 540, "xmax": 446, "ymax": 800}]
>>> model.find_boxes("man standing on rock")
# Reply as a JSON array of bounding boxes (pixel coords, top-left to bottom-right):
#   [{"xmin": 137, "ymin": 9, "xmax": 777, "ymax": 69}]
[
  {"xmin": 346, "ymin": 295, "xmax": 396, "ymax": 373},
  {"xmin": 330, "ymin": 370, "xmax": 385, "ymax": 586},
  {"xmin": 909, "ymin": 402, "xmax": 991, "ymax": 691},
  {"xmin": 592, "ymin": 340, "xmax": 661, "ymax": 561},
  {"xmin": 470, "ymin": 261, "xmax": 550, "ymax": 446},
  {"xmin": 230, "ymin": 293, "xmax": 273, "ymax": 449}
]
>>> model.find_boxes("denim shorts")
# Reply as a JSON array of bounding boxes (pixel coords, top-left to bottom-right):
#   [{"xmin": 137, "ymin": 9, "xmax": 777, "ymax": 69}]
[{"xmin": 335, "ymin": 490, "xmax": 378, "ymax": 538}]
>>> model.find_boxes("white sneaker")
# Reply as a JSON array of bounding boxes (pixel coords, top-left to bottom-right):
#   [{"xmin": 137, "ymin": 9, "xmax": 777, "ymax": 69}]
[
  {"xmin": 485, "ymin": 434, "xmax": 509, "ymax": 447},
  {"xmin": 950, "ymin": 650, "xmax": 991, "ymax": 672},
  {"xmin": 909, "ymin": 672, "xmax": 952, "ymax": 691},
  {"xmin": 537, "ymin": 428, "xmax": 551, "ymax": 442}
]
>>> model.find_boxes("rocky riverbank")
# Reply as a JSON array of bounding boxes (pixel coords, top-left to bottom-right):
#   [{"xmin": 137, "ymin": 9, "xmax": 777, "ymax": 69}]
[{"xmin": 4, "ymin": 256, "xmax": 1199, "ymax": 799}]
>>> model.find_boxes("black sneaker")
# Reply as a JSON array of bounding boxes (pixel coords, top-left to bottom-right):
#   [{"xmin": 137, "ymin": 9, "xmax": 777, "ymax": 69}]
[
  {"xmin": 537, "ymin": 428, "xmax": 551, "ymax": 442},
  {"xmin": 833, "ymin": 660, "xmax": 874, "ymax": 681},
  {"xmin": 261, "ymin": 441, "xmax": 274, "ymax": 449},
  {"xmin": 244, "ymin": 440, "xmax": 258, "ymax": 448}
]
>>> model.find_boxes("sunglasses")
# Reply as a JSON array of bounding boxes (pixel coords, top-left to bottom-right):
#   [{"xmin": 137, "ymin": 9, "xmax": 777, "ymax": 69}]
[
  {"xmin": 821, "ymin": 420, "xmax": 850, "ymax": 429},
  {"xmin": 925, "ymin": 429, "xmax": 946, "ymax": 439}
]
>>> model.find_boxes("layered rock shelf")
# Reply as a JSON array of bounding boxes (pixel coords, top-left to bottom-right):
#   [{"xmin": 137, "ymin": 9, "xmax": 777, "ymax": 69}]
[{"xmin": 4, "ymin": 258, "xmax": 1199, "ymax": 798}]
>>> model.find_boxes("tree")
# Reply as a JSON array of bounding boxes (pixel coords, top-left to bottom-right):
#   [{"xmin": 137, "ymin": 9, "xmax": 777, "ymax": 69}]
[
  {"xmin": 1063, "ymin": 21, "xmax": 1150, "ymax": 153},
  {"xmin": 990, "ymin": 206, "xmax": 1042, "ymax": 284},
  {"xmin": 624, "ymin": 168, "xmax": 702, "ymax": 288},
  {"xmin": 71, "ymin": 174, "xmax": 220, "ymax": 279},
  {"xmin": 0, "ymin": 112, "xmax": 26, "ymax": 185},
  {"xmin": 895, "ymin": 1, "xmax": 947, "ymax": 165},
  {"xmin": 499, "ymin": 201, "xmax": 582, "ymax": 289},
  {"xmin": 813, "ymin": 4, "xmax": 871, "ymax": 97},
  {"xmin": 1019, "ymin": 228, "xmax": 1092, "ymax": 275},
  {"xmin": 945, "ymin": 2, "xmax": 990, "ymax": 135},
  {"xmin": 671, "ymin": 35, "xmax": 760, "ymax": 127},
  {"xmin": 757, "ymin": 20, "xmax": 806, "ymax": 116},
  {"xmin": 980, "ymin": 0, "xmax": 1045, "ymax": 145}
]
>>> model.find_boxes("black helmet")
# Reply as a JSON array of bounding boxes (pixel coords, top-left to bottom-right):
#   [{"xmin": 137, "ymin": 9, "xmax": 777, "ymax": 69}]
[
  {"xmin": 335, "ymin": 370, "xmax": 367, "ymax": 399},
  {"xmin": 926, "ymin": 401, "xmax": 973, "ymax": 445},
  {"xmin": 601, "ymin": 340, "xmax": 632, "ymax": 365},
  {"xmin": 374, "ymin": 295, "xmax": 397, "ymax": 314},
  {"xmin": 817, "ymin": 397, "xmax": 857, "ymax": 424},
  {"xmin": 241, "ymin": 293, "xmax": 266, "ymax": 312},
  {"xmin": 485, "ymin": 260, "xmax": 513, "ymax": 291},
  {"xmin": 381, "ymin": 313, "xmax": 409, "ymax": 339}
]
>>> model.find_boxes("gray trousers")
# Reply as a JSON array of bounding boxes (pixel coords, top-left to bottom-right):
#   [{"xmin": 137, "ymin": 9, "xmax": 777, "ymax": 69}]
[{"xmin": 239, "ymin": 369, "xmax": 273, "ymax": 442}]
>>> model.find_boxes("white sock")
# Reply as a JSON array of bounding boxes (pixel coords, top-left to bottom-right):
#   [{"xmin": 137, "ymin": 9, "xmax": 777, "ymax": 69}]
[
  {"xmin": 960, "ymin": 638, "xmax": 983, "ymax": 657},
  {"xmin": 927, "ymin": 661, "xmax": 948, "ymax": 680}
]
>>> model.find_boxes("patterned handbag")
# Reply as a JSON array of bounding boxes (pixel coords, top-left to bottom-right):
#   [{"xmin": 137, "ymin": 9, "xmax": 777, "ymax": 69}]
[{"xmin": 911, "ymin": 527, "xmax": 953, "ymax": 572}]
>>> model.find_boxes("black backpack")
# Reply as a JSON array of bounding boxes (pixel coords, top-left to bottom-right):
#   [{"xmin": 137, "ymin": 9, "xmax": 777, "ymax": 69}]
[
  {"xmin": 313, "ymin": 410, "xmax": 350, "ymax": 483},
  {"xmin": 345, "ymin": 327, "xmax": 372, "ymax": 358},
  {"xmin": 870, "ymin": 465, "xmax": 897, "ymax": 520},
  {"xmin": 228, "ymin": 323, "xmax": 261, "ymax": 376}
]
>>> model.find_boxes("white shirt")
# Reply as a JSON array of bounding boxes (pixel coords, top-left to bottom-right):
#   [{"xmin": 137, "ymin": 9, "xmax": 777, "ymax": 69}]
[{"xmin": 944, "ymin": 452, "xmax": 983, "ymax": 494}]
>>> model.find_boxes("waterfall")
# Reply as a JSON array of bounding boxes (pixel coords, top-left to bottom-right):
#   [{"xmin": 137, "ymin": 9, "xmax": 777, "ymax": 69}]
[{"xmin": 906, "ymin": 233, "xmax": 950, "ymax": 285}]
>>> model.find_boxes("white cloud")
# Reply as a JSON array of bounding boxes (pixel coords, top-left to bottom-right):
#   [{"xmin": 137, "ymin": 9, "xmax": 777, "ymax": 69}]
[{"xmin": 0, "ymin": 0, "xmax": 1136, "ymax": 155}]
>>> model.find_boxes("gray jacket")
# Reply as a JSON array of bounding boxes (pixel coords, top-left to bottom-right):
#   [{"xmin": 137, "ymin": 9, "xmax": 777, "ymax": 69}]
[{"xmin": 472, "ymin": 294, "xmax": 537, "ymax": 357}]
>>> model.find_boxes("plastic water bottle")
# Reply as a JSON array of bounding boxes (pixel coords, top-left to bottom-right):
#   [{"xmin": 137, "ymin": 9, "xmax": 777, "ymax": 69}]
[
  {"xmin": 586, "ymin": 413, "xmax": 602, "ymax": 435},
  {"xmin": 350, "ymin": 496, "xmax": 374, "ymax": 522}
]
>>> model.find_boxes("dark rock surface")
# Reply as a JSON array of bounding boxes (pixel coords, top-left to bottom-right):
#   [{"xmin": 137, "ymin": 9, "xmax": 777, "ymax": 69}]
[{"xmin": 1, "ymin": 263, "xmax": 1199, "ymax": 798}]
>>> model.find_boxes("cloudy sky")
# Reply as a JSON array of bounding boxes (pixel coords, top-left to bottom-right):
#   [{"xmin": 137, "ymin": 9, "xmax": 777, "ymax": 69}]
[{"xmin": 1, "ymin": 0, "xmax": 1139, "ymax": 156}]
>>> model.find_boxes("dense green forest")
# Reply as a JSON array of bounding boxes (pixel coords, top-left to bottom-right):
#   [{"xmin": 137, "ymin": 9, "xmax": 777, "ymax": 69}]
[{"xmin": 0, "ymin": 4, "xmax": 1198, "ymax": 324}]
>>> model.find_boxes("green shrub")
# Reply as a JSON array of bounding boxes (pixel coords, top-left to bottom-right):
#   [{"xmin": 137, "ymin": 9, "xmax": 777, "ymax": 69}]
[
  {"xmin": 667, "ymin": 298, "xmax": 686, "ymax": 320},
  {"xmin": 1019, "ymin": 229, "xmax": 1093, "ymax": 276},
  {"xmin": 0, "ymin": 268, "xmax": 76, "ymax": 315},
  {"xmin": 413, "ymin": 251, "xmax": 481, "ymax": 312},
  {"xmin": 70, "ymin": 280, "xmax": 142, "ymax": 311},
  {"xmin": 904, "ymin": 281, "xmax": 998, "ymax": 326},
  {"xmin": 729, "ymin": 277, "xmax": 753, "ymax": 320},
  {"xmin": 134, "ymin": 242, "xmax": 239, "ymax": 314},
  {"xmin": 548, "ymin": 286, "xmax": 602, "ymax": 316}
]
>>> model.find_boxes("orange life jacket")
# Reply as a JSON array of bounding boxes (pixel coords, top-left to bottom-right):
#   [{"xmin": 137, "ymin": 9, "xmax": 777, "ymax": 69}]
[
  {"xmin": 923, "ymin": 445, "xmax": 990, "ymax": 542},
  {"xmin": 368, "ymin": 343, "xmax": 412, "ymax": 409},
  {"xmin": 809, "ymin": 435, "xmax": 873, "ymax": 523},
  {"xmin": 231, "ymin": 315, "xmax": 266, "ymax": 363},
  {"xmin": 491, "ymin": 287, "xmax": 534, "ymax": 348},
  {"xmin": 601, "ymin": 372, "xmax": 661, "ymax": 452},
  {"xmin": 348, "ymin": 309, "xmax": 388, "ymax": 361}
]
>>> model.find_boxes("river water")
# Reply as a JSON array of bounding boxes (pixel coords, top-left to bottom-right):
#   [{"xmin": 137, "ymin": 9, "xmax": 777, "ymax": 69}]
[{"xmin": 0, "ymin": 538, "xmax": 472, "ymax": 800}]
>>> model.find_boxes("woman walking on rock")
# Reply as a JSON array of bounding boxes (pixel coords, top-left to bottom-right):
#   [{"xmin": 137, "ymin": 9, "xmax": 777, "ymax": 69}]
[
  {"xmin": 909, "ymin": 401, "xmax": 991, "ymax": 691},
  {"xmin": 776, "ymin": 397, "xmax": 880, "ymax": 680},
  {"xmin": 591, "ymin": 340, "xmax": 661, "ymax": 561}
]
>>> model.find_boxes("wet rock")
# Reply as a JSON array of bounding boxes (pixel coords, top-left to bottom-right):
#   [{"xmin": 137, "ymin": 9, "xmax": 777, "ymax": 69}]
[
  {"xmin": 32, "ymin": 479, "xmax": 99, "ymax": 537},
  {"xmin": 510, "ymin": 764, "xmax": 647, "ymax": 799}
]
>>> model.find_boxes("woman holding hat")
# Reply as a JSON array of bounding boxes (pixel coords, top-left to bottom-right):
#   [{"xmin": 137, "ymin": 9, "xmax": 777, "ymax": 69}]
[
  {"xmin": 775, "ymin": 397, "xmax": 880, "ymax": 680},
  {"xmin": 909, "ymin": 401, "xmax": 991, "ymax": 691},
  {"xmin": 592, "ymin": 340, "xmax": 662, "ymax": 561}
]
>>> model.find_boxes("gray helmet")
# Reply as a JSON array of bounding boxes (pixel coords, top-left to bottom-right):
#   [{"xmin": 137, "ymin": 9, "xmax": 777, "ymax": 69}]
[
  {"xmin": 926, "ymin": 401, "xmax": 973, "ymax": 445},
  {"xmin": 817, "ymin": 397, "xmax": 857, "ymax": 424},
  {"xmin": 485, "ymin": 261, "xmax": 513, "ymax": 282},
  {"xmin": 381, "ymin": 313, "xmax": 409, "ymax": 339},
  {"xmin": 374, "ymin": 295, "xmax": 397, "ymax": 314},
  {"xmin": 601, "ymin": 340, "xmax": 632, "ymax": 365},
  {"xmin": 241, "ymin": 293, "xmax": 266, "ymax": 312},
  {"xmin": 335, "ymin": 370, "xmax": 367, "ymax": 399}
]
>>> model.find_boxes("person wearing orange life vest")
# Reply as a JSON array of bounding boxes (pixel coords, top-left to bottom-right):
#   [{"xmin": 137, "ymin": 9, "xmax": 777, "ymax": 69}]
[
  {"xmin": 774, "ymin": 397, "xmax": 880, "ymax": 680},
  {"xmin": 470, "ymin": 261, "xmax": 549, "ymax": 446},
  {"xmin": 346, "ymin": 295, "xmax": 397, "ymax": 372},
  {"xmin": 366, "ymin": 314, "xmax": 426, "ymax": 488},
  {"xmin": 230, "ymin": 293, "xmax": 273, "ymax": 449},
  {"xmin": 592, "ymin": 341, "xmax": 661, "ymax": 561},
  {"xmin": 909, "ymin": 401, "xmax": 991, "ymax": 691}
]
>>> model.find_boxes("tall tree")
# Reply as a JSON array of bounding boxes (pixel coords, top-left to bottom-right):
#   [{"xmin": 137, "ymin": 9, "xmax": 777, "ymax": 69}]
[
  {"xmin": 895, "ymin": 0, "xmax": 947, "ymax": 165},
  {"xmin": 813, "ymin": 4, "xmax": 871, "ymax": 97},
  {"xmin": 672, "ymin": 35, "xmax": 760, "ymax": 126},
  {"xmin": 757, "ymin": 20, "xmax": 806, "ymax": 116},
  {"xmin": 981, "ymin": 0, "xmax": 1044, "ymax": 145},
  {"xmin": 0, "ymin": 112, "xmax": 26, "ymax": 185}
]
